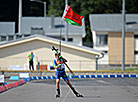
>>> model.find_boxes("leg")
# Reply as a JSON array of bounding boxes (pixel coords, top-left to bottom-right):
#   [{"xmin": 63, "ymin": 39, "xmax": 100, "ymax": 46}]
[
  {"xmin": 29, "ymin": 61, "xmax": 31, "ymax": 71},
  {"xmin": 65, "ymin": 80, "xmax": 83, "ymax": 97},
  {"xmin": 65, "ymin": 80, "xmax": 78, "ymax": 94},
  {"xmin": 62, "ymin": 72, "xmax": 83, "ymax": 97},
  {"xmin": 62, "ymin": 72, "xmax": 74, "ymax": 89},
  {"xmin": 66, "ymin": 80, "xmax": 73, "ymax": 88},
  {"xmin": 56, "ymin": 73, "xmax": 60, "ymax": 98},
  {"xmin": 56, "ymin": 79, "xmax": 60, "ymax": 89},
  {"xmin": 31, "ymin": 61, "xmax": 34, "ymax": 71}
]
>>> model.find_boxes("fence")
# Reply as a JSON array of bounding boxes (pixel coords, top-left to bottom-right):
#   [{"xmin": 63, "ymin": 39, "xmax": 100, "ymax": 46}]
[
  {"xmin": 97, "ymin": 61, "xmax": 138, "ymax": 71},
  {"xmin": 0, "ymin": 57, "xmax": 96, "ymax": 71},
  {"xmin": 0, "ymin": 57, "xmax": 29, "ymax": 70},
  {"xmin": 39, "ymin": 60, "xmax": 95, "ymax": 71},
  {"xmin": 0, "ymin": 57, "xmax": 138, "ymax": 71}
]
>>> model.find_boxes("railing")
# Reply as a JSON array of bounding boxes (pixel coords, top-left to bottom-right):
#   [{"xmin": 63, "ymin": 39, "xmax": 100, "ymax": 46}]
[
  {"xmin": 38, "ymin": 60, "xmax": 96, "ymax": 71},
  {"xmin": 0, "ymin": 57, "xmax": 29, "ymax": 70},
  {"xmin": 0, "ymin": 57, "xmax": 138, "ymax": 71},
  {"xmin": 97, "ymin": 61, "xmax": 138, "ymax": 71}
]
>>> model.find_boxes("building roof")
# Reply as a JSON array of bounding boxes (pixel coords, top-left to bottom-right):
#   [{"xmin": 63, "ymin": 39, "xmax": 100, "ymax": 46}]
[
  {"xmin": 89, "ymin": 14, "xmax": 138, "ymax": 32},
  {"xmin": 0, "ymin": 34, "xmax": 101, "ymax": 56},
  {"xmin": 0, "ymin": 22, "xmax": 15, "ymax": 35},
  {"xmin": 21, "ymin": 17, "xmax": 86, "ymax": 37}
]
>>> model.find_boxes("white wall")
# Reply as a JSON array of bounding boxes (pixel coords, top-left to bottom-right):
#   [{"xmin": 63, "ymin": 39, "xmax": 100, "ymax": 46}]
[
  {"xmin": 134, "ymin": 54, "xmax": 138, "ymax": 64},
  {"xmin": 72, "ymin": 36, "xmax": 82, "ymax": 46},
  {"xmin": 92, "ymin": 31, "xmax": 97, "ymax": 47},
  {"xmin": 98, "ymin": 53, "xmax": 108, "ymax": 64},
  {"xmin": 135, "ymin": 32, "xmax": 138, "ymax": 51},
  {"xmin": 0, "ymin": 39, "xmax": 97, "ymax": 71},
  {"xmin": 134, "ymin": 32, "xmax": 138, "ymax": 64},
  {"xmin": 92, "ymin": 31, "xmax": 108, "ymax": 64},
  {"xmin": 134, "ymin": 39, "xmax": 138, "ymax": 51}
]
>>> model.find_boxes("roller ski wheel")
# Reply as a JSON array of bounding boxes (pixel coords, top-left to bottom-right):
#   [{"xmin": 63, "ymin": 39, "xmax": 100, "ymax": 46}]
[
  {"xmin": 76, "ymin": 93, "xmax": 83, "ymax": 97},
  {"xmin": 56, "ymin": 94, "xmax": 60, "ymax": 98}
]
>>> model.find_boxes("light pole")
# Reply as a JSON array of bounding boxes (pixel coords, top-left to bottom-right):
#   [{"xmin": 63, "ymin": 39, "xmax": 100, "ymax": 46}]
[
  {"xmin": 18, "ymin": 0, "xmax": 22, "ymax": 34},
  {"xmin": 122, "ymin": 0, "xmax": 125, "ymax": 71},
  {"xmin": 44, "ymin": 2, "xmax": 46, "ymax": 17},
  {"xmin": 30, "ymin": 0, "xmax": 46, "ymax": 17}
]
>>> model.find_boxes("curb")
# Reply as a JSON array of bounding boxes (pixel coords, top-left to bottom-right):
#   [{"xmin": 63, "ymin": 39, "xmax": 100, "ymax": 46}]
[{"xmin": 0, "ymin": 79, "xmax": 25, "ymax": 93}]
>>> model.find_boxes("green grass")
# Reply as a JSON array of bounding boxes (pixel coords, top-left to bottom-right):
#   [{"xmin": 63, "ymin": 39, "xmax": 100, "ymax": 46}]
[
  {"xmin": 109, "ymin": 68, "xmax": 138, "ymax": 71},
  {"xmin": 124, "ymin": 68, "xmax": 138, "ymax": 71}
]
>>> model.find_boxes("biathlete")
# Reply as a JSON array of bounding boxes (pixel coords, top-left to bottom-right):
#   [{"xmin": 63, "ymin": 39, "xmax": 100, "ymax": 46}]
[{"xmin": 53, "ymin": 52, "xmax": 83, "ymax": 98}]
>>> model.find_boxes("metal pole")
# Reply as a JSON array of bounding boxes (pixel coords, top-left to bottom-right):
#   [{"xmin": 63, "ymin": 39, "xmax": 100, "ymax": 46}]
[
  {"xmin": 60, "ymin": 21, "xmax": 62, "ymax": 54},
  {"xmin": 44, "ymin": 2, "xmax": 46, "ymax": 17},
  {"xmin": 18, "ymin": 0, "xmax": 22, "ymax": 34},
  {"xmin": 65, "ymin": 0, "xmax": 68, "ymax": 42},
  {"xmin": 96, "ymin": 57, "xmax": 98, "ymax": 71},
  {"xmin": 44, "ymin": 2, "xmax": 46, "ymax": 36},
  {"xmin": 122, "ymin": 0, "xmax": 125, "ymax": 71}
]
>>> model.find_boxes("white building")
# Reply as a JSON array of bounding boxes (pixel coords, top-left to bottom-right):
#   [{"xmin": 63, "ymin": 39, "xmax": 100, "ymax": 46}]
[{"xmin": 0, "ymin": 34, "xmax": 101, "ymax": 71}]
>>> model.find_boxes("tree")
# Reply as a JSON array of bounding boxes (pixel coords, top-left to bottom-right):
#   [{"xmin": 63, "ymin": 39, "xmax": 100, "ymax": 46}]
[
  {"xmin": 126, "ymin": 0, "xmax": 138, "ymax": 13},
  {"xmin": 48, "ymin": 0, "xmax": 65, "ymax": 16}
]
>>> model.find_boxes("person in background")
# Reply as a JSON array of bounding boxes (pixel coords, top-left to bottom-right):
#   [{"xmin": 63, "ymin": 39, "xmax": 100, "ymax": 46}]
[{"xmin": 28, "ymin": 52, "xmax": 34, "ymax": 71}]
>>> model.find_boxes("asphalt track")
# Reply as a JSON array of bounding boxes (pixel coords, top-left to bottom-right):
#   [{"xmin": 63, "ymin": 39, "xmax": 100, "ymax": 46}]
[{"xmin": 0, "ymin": 78, "xmax": 138, "ymax": 102}]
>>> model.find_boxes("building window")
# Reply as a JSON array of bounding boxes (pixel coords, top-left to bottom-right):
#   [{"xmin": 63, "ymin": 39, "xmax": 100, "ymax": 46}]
[
  {"xmin": 24, "ymin": 34, "xmax": 31, "ymax": 37},
  {"xmin": 104, "ymin": 51, "xmax": 108, "ymax": 54},
  {"xmin": 134, "ymin": 35, "xmax": 138, "ymax": 39},
  {"xmin": 8, "ymin": 35, "xmax": 14, "ymax": 41},
  {"xmin": 1, "ymin": 36, "xmax": 6, "ymax": 41},
  {"xmin": 62, "ymin": 38, "xmax": 73, "ymax": 42},
  {"xmin": 46, "ymin": 36, "xmax": 73, "ymax": 42},
  {"xmin": 31, "ymin": 27, "xmax": 44, "ymax": 35},
  {"xmin": 134, "ymin": 51, "xmax": 138, "ymax": 54},
  {"xmin": 96, "ymin": 34, "xmax": 108, "ymax": 46},
  {"xmin": 16, "ymin": 35, "xmax": 22, "ymax": 39}
]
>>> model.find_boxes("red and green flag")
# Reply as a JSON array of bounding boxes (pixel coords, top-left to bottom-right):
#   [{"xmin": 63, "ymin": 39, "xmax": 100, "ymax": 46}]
[{"xmin": 62, "ymin": 5, "xmax": 84, "ymax": 26}]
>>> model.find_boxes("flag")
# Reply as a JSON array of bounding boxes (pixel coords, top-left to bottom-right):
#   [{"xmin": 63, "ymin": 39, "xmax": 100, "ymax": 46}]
[{"xmin": 62, "ymin": 5, "xmax": 84, "ymax": 26}]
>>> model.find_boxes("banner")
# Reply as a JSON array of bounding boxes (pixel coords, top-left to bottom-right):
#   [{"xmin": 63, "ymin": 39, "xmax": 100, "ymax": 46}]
[{"xmin": 0, "ymin": 75, "xmax": 4, "ymax": 83}]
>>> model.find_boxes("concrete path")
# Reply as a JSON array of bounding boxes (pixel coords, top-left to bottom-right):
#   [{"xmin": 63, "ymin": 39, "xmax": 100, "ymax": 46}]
[{"xmin": 0, "ymin": 78, "xmax": 138, "ymax": 102}]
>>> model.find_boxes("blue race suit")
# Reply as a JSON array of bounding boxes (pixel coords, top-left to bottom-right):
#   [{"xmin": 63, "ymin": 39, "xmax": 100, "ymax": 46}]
[{"xmin": 53, "ymin": 59, "xmax": 69, "ymax": 81}]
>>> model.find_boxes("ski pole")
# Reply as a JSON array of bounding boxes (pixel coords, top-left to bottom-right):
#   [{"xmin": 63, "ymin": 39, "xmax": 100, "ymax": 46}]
[{"xmin": 51, "ymin": 46, "xmax": 75, "ymax": 75}]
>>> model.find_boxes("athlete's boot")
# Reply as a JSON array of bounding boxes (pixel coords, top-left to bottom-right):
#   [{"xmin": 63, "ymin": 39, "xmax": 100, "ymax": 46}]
[
  {"xmin": 71, "ymin": 87, "xmax": 83, "ymax": 97},
  {"xmin": 56, "ymin": 89, "xmax": 60, "ymax": 98}
]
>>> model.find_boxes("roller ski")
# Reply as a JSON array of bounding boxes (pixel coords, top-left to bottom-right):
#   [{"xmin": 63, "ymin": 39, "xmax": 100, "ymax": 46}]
[
  {"xmin": 56, "ymin": 89, "xmax": 60, "ymax": 98},
  {"xmin": 75, "ymin": 93, "xmax": 83, "ymax": 97},
  {"xmin": 56, "ymin": 94, "xmax": 60, "ymax": 98},
  {"xmin": 71, "ymin": 87, "xmax": 83, "ymax": 98}
]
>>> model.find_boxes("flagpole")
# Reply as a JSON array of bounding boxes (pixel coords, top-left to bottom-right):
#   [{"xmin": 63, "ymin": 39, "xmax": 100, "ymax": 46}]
[
  {"xmin": 65, "ymin": 0, "xmax": 68, "ymax": 42},
  {"xmin": 59, "ymin": 21, "xmax": 62, "ymax": 55}
]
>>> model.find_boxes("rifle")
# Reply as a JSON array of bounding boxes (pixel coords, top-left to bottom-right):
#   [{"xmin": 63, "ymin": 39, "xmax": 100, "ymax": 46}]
[{"xmin": 51, "ymin": 46, "xmax": 75, "ymax": 75}]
